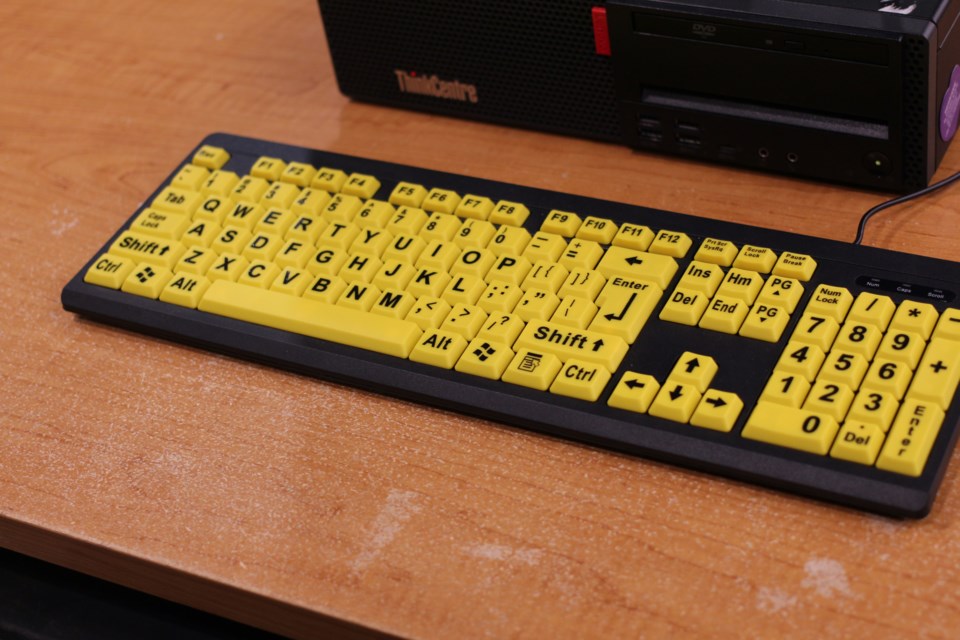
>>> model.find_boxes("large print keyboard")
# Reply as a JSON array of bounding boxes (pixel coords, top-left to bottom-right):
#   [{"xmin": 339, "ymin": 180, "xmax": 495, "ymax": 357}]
[{"xmin": 62, "ymin": 133, "xmax": 960, "ymax": 517}]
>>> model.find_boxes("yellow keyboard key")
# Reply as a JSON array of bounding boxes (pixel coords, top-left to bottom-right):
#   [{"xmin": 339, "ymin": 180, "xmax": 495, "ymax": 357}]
[
  {"xmin": 372, "ymin": 260, "xmax": 416, "ymax": 291},
  {"xmin": 153, "ymin": 186, "xmax": 202, "ymax": 217},
  {"xmin": 171, "ymin": 164, "xmax": 210, "ymax": 191},
  {"xmin": 84, "ymin": 254, "xmax": 135, "ymax": 289},
  {"xmin": 201, "ymin": 170, "xmax": 239, "ymax": 197},
  {"xmin": 389, "ymin": 181, "xmax": 428, "ymax": 207},
  {"xmin": 607, "ymin": 373, "xmax": 661, "ymax": 414},
  {"xmin": 405, "ymin": 296, "xmax": 451, "ymax": 330},
  {"xmin": 756, "ymin": 276, "xmax": 803, "ymax": 313},
  {"xmin": 370, "ymin": 288, "xmax": 416, "ymax": 319},
  {"xmin": 192, "ymin": 145, "xmax": 230, "ymax": 170},
  {"xmin": 109, "ymin": 231, "xmax": 185, "ymax": 269},
  {"xmin": 223, "ymin": 201, "xmax": 264, "ymax": 230},
  {"xmin": 260, "ymin": 181, "xmax": 300, "ymax": 209},
  {"xmin": 420, "ymin": 212, "xmax": 461, "ymax": 242},
  {"xmin": 490, "ymin": 200, "xmax": 530, "ymax": 226},
  {"xmin": 422, "ymin": 188, "xmax": 461, "ymax": 214},
  {"xmin": 270, "ymin": 267, "xmax": 311, "ymax": 297},
  {"xmin": 199, "ymin": 280, "xmax": 422, "ymax": 357},
  {"xmin": 775, "ymin": 341, "xmax": 825, "ymax": 382},
  {"xmin": 522, "ymin": 260, "xmax": 569, "ymax": 294},
  {"xmin": 612, "ymin": 224, "xmax": 655, "ymax": 251},
  {"xmin": 523, "ymin": 231, "xmax": 567, "ymax": 263},
  {"xmin": 387, "ymin": 206, "xmax": 429, "ymax": 235},
  {"xmin": 907, "ymin": 338, "xmax": 960, "ymax": 409},
  {"xmin": 742, "ymin": 402, "xmax": 839, "ymax": 455},
  {"xmin": 453, "ymin": 195, "xmax": 495, "ymax": 220},
  {"xmin": 550, "ymin": 359, "xmax": 612, "ymax": 401},
  {"xmin": 406, "ymin": 266, "xmax": 450, "ymax": 298},
  {"xmin": 830, "ymin": 422, "xmax": 884, "ymax": 466},
  {"xmin": 690, "ymin": 391, "xmax": 743, "ymax": 432},
  {"xmin": 477, "ymin": 313, "xmax": 525, "ymax": 345},
  {"xmin": 847, "ymin": 292, "xmax": 896, "ymax": 331},
  {"xmin": 306, "ymin": 246, "xmax": 348, "ymax": 277},
  {"xmin": 131, "ymin": 208, "xmax": 190, "ymax": 240},
  {"xmin": 489, "ymin": 225, "xmax": 532, "ymax": 256},
  {"xmin": 250, "ymin": 156, "xmax": 285, "ymax": 181},
  {"xmin": 714, "ymin": 268, "xmax": 763, "ymax": 305},
  {"xmin": 739, "ymin": 303, "xmax": 790, "ymax": 342},
  {"xmin": 733, "ymin": 244, "xmax": 777, "ymax": 273},
  {"xmin": 889, "ymin": 300, "xmax": 938, "ymax": 339},
  {"xmin": 242, "ymin": 232, "xmax": 284, "ymax": 262},
  {"xmin": 337, "ymin": 282, "xmax": 380, "ymax": 312},
  {"xmin": 648, "ymin": 230, "xmax": 691, "ymax": 257},
  {"xmin": 341, "ymin": 173, "xmax": 380, "ymax": 199},
  {"xmin": 383, "ymin": 233, "xmax": 426, "ymax": 265},
  {"xmin": 818, "ymin": 350, "xmax": 869, "ymax": 390},
  {"xmin": 551, "ymin": 295, "xmax": 599, "ymax": 329},
  {"xmin": 649, "ymin": 382, "xmax": 702, "ymax": 423},
  {"xmin": 698, "ymin": 296, "xmax": 750, "ymax": 334},
  {"xmin": 312, "ymin": 167, "xmax": 347, "ymax": 193},
  {"xmin": 159, "ymin": 272, "xmax": 211, "ymax": 308},
  {"xmin": 256, "ymin": 208, "xmax": 296, "ymax": 235},
  {"xmin": 486, "ymin": 254, "xmax": 532, "ymax": 286},
  {"xmin": 833, "ymin": 321, "xmax": 882, "ymax": 360},
  {"xmin": 862, "ymin": 358, "xmax": 912, "ymax": 399},
  {"xmin": 321, "ymin": 194, "xmax": 364, "ymax": 224},
  {"xmin": 804, "ymin": 284, "xmax": 853, "ymax": 322},
  {"xmin": 676, "ymin": 260, "xmax": 723, "ymax": 296},
  {"xmin": 231, "ymin": 175, "xmax": 269, "ymax": 203},
  {"xmin": 877, "ymin": 399, "xmax": 945, "ymax": 476},
  {"xmin": 454, "ymin": 219, "xmax": 496, "ymax": 250},
  {"xmin": 502, "ymin": 349, "xmax": 563, "ymax": 391},
  {"xmin": 195, "ymin": 195, "xmax": 234, "ymax": 224},
  {"xmin": 666, "ymin": 352, "xmax": 718, "ymax": 392},
  {"xmin": 559, "ymin": 239, "xmax": 604, "ymax": 271},
  {"xmin": 451, "ymin": 247, "xmax": 496, "ymax": 280},
  {"xmin": 440, "ymin": 303, "xmax": 488, "ymax": 340},
  {"xmin": 759, "ymin": 371, "xmax": 811, "ymax": 408},
  {"xmin": 455, "ymin": 339, "xmax": 514, "ymax": 380},
  {"xmin": 279, "ymin": 161, "xmax": 317, "ymax": 187},
  {"xmin": 589, "ymin": 285, "xmax": 660, "ymax": 342},
  {"xmin": 790, "ymin": 313, "xmax": 840, "ymax": 352},
  {"xmin": 442, "ymin": 274, "xmax": 486, "ymax": 306},
  {"xmin": 772, "ymin": 252, "xmax": 817, "ymax": 281},
  {"xmin": 541, "ymin": 210, "xmax": 582, "ymax": 237},
  {"xmin": 206, "ymin": 252, "xmax": 248, "ymax": 282},
  {"xmin": 694, "ymin": 238, "xmax": 737, "ymax": 266},
  {"xmin": 409, "ymin": 329, "xmax": 468, "ymax": 368},
  {"xmin": 238, "ymin": 260, "xmax": 281, "ymax": 289},
  {"xmin": 847, "ymin": 388, "xmax": 899, "ymax": 432},
  {"xmin": 576, "ymin": 216, "xmax": 618, "ymax": 244},
  {"xmin": 515, "ymin": 319, "xmax": 628, "ymax": 372},
  {"xmin": 877, "ymin": 330, "xmax": 926, "ymax": 373},
  {"xmin": 596, "ymin": 246, "xmax": 678, "ymax": 290},
  {"xmin": 515, "ymin": 289, "xmax": 560, "ymax": 322},
  {"xmin": 302, "ymin": 274, "xmax": 346, "ymax": 304},
  {"xmin": 803, "ymin": 380, "xmax": 854, "ymax": 422},
  {"xmin": 121, "ymin": 263, "xmax": 173, "ymax": 298},
  {"xmin": 560, "ymin": 269, "xmax": 607, "ymax": 301},
  {"xmin": 659, "ymin": 287, "xmax": 709, "ymax": 326},
  {"xmin": 933, "ymin": 308, "xmax": 960, "ymax": 342}
]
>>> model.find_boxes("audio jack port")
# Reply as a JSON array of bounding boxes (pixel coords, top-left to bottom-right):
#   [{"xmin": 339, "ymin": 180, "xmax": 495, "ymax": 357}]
[
  {"xmin": 758, "ymin": 148, "xmax": 770, "ymax": 159},
  {"xmin": 787, "ymin": 152, "xmax": 799, "ymax": 164}
]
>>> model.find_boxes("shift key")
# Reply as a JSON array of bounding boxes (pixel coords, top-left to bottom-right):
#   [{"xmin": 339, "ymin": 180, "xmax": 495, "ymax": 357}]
[{"xmin": 514, "ymin": 319, "xmax": 628, "ymax": 371}]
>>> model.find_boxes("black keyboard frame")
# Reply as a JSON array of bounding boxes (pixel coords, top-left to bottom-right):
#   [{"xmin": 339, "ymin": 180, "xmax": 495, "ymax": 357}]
[{"xmin": 62, "ymin": 133, "xmax": 960, "ymax": 517}]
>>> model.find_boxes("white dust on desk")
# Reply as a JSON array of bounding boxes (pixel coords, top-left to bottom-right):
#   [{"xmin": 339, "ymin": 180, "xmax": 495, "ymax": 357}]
[
  {"xmin": 800, "ymin": 557, "xmax": 856, "ymax": 599},
  {"xmin": 756, "ymin": 586, "xmax": 798, "ymax": 613},
  {"xmin": 463, "ymin": 543, "xmax": 543, "ymax": 566},
  {"xmin": 49, "ymin": 205, "xmax": 78, "ymax": 237},
  {"xmin": 350, "ymin": 489, "xmax": 422, "ymax": 573}
]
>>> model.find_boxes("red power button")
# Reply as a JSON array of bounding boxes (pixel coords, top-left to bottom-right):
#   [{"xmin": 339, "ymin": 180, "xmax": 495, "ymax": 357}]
[{"xmin": 592, "ymin": 6, "xmax": 611, "ymax": 56}]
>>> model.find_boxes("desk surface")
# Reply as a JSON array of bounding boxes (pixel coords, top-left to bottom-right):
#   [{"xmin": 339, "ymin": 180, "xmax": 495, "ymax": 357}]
[{"xmin": 3, "ymin": 1, "xmax": 960, "ymax": 638}]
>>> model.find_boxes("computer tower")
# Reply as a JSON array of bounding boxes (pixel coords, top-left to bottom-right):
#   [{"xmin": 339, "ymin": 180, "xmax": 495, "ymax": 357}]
[{"xmin": 318, "ymin": 0, "xmax": 960, "ymax": 192}]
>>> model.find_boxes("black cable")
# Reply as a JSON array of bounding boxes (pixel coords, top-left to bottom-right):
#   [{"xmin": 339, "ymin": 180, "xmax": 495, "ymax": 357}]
[{"xmin": 853, "ymin": 169, "xmax": 960, "ymax": 245}]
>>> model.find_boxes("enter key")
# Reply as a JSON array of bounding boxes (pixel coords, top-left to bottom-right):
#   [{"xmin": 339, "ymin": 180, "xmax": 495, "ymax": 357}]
[{"xmin": 589, "ymin": 286, "xmax": 662, "ymax": 343}]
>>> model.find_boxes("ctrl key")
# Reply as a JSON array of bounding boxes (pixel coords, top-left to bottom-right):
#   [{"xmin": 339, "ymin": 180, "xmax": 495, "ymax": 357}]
[
  {"xmin": 876, "ymin": 399, "xmax": 945, "ymax": 477},
  {"xmin": 83, "ymin": 253, "xmax": 135, "ymax": 289}
]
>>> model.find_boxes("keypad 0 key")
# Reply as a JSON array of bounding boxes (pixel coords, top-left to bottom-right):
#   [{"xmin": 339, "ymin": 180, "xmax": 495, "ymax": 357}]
[{"xmin": 742, "ymin": 402, "xmax": 840, "ymax": 455}]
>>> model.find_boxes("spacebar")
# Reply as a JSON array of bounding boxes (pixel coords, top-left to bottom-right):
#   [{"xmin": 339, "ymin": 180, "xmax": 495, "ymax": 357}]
[{"xmin": 198, "ymin": 280, "xmax": 423, "ymax": 358}]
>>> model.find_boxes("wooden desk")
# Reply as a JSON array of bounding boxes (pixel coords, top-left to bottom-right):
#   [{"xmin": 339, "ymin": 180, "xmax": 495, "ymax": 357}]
[{"xmin": 3, "ymin": 1, "xmax": 960, "ymax": 638}]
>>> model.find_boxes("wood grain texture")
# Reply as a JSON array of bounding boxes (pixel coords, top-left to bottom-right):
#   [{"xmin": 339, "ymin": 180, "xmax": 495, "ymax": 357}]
[{"xmin": 2, "ymin": 1, "xmax": 960, "ymax": 638}]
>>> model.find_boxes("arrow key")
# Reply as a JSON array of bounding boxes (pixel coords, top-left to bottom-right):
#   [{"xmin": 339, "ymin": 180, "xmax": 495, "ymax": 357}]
[
  {"xmin": 608, "ymin": 373, "xmax": 661, "ymax": 413},
  {"xmin": 666, "ymin": 351, "xmax": 718, "ymax": 392},
  {"xmin": 649, "ymin": 382, "xmax": 702, "ymax": 423},
  {"xmin": 690, "ymin": 391, "xmax": 743, "ymax": 432}
]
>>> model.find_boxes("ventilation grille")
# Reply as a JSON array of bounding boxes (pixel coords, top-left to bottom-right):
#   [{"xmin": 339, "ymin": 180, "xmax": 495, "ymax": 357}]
[
  {"xmin": 318, "ymin": 0, "xmax": 621, "ymax": 141},
  {"xmin": 901, "ymin": 37, "xmax": 929, "ymax": 189}
]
